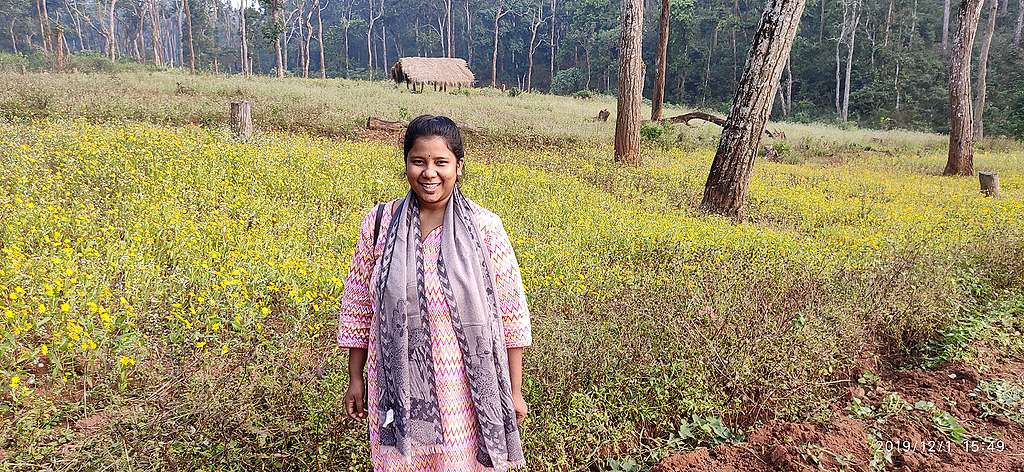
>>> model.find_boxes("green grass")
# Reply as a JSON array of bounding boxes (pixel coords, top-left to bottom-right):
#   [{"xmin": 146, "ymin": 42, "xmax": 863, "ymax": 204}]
[{"xmin": 1, "ymin": 71, "xmax": 1023, "ymax": 470}]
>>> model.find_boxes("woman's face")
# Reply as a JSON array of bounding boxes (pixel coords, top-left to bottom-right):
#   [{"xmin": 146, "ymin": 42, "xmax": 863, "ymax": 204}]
[{"xmin": 406, "ymin": 136, "xmax": 463, "ymax": 209}]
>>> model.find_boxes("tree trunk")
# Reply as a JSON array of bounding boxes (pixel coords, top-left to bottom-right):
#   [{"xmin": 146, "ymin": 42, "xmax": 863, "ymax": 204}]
[
  {"xmin": 700, "ymin": 0, "xmax": 807, "ymax": 219},
  {"xmin": 550, "ymin": 0, "xmax": 557, "ymax": 89},
  {"xmin": 491, "ymin": 1, "xmax": 507, "ymax": 87},
  {"xmin": 943, "ymin": 0, "xmax": 952, "ymax": 51},
  {"xmin": 108, "ymin": 0, "xmax": 118, "ymax": 60},
  {"xmin": 1000, "ymin": 0, "xmax": 1009, "ymax": 16},
  {"xmin": 381, "ymin": 22, "xmax": 388, "ymax": 75},
  {"xmin": 36, "ymin": 0, "xmax": 50, "ymax": 53},
  {"xmin": 240, "ymin": 0, "xmax": 251, "ymax": 77},
  {"xmin": 445, "ymin": 0, "xmax": 454, "ymax": 57},
  {"xmin": 9, "ymin": 19, "xmax": 17, "ymax": 54},
  {"xmin": 614, "ymin": 0, "xmax": 644, "ymax": 165},
  {"xmin": 882, "ymin": 0, "xmax": 893, "ymax": 47},
  {"xmin": 315, "ymin": 0, "xmax": 326, "ymax": 78},
  {"xmin": 1014, "ymin": 0, "xmax": 1023, "ymax": 47},
  {"xmin": 973, "ymin": 0, "xmax": 997, "ymax": 139},
  {"xmin": 465, "ymin": 0, "xmax": 473, "ymax": 65},
  {"xmin": 183, "ymin": 0, "xmax": 196, "ymax": 73},
  {"xmin": 274, "ymin": 0, "xmax": 284, "ymax": 78},
  {"xmin": 944, "ymin": 0, "xmax": 986, "ymax": 176},
  {"xmin": 842, "ymin": 1, "xmax": 860, "ymax": 122},
  {"xmin": 150, "ymin": 0, "xmax": 163, "ymax": 65},
  {"xmin": 651, "ymin": 0, "xmax": 670, "ymax": 121}
]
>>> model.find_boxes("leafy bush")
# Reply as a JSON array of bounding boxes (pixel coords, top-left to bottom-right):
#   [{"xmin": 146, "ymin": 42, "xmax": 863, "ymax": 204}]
[{"xmin": 551, "ymin": 67, "xmax": 586, "ymax": 95}]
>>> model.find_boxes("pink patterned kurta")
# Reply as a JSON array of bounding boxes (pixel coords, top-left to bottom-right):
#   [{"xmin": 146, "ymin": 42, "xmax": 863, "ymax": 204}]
[{"xmin": 337, "ymin": 198, "xmax": 533, "ymax": 472}]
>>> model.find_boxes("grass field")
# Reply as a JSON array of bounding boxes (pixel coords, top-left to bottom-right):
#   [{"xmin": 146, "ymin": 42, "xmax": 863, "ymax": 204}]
[{"xmin": 2, "ymin": 71, "xmax": 1024, "ymax": 470}]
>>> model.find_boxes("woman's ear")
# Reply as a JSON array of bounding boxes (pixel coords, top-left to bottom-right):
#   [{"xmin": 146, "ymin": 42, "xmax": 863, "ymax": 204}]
[{"xmin": 456, "ymin": 160, "xmax": 464, "ymax": 180}]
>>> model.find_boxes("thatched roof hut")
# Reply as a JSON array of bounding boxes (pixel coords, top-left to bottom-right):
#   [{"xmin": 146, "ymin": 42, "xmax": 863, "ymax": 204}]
[{"xmin": 390, "ymin": 57, "xmax": 475, "ymax": 89}]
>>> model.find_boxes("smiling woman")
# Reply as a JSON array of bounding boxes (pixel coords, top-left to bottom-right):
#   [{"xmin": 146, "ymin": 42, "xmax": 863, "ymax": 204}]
[{"xmin": 338, "ymin": 115, "xmax": 533, "ymax": 471}]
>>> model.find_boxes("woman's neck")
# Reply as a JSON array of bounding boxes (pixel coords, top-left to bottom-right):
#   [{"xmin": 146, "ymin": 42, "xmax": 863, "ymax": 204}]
[{"xmin": 417, "ymin": 194, "xmax": 450, "ymax": 214}]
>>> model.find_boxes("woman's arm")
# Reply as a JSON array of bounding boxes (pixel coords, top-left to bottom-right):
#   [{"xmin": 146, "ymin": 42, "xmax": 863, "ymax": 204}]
[
  {"xmin": 345, "ymin": 348, "xmax": 368, "ymax": 420},
  {"xmin": 508, "ymin": 347, "xmax": 528, "ymax": 424}
]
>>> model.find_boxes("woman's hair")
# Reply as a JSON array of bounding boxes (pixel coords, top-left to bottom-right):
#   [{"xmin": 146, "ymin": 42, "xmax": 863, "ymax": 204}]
[{"xmin": 403, "ymin": 115, "xmax": 465, "ymax": 161}]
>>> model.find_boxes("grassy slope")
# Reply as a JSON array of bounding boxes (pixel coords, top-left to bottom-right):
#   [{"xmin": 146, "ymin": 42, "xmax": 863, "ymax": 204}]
[{"xmin": 1, "ymin": 71, "xmax": 1023, "ymax": 470}]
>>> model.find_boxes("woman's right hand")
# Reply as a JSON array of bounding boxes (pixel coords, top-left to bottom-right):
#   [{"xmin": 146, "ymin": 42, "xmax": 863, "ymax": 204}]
[{"xmin": 344, "ymin": 378, "xmax": 367, "ymax": 420}]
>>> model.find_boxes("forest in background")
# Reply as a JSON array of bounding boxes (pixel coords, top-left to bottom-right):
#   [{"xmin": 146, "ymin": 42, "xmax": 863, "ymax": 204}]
[{"xmin": 1, "ymin": 0, "xmax": 1023, "ymax": 138}]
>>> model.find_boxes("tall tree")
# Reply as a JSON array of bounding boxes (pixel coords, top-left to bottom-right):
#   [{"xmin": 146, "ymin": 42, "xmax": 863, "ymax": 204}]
[
  {"xmin": 314, "ymin": 0, "xmax": 325, "ymax": 78},
  {"xmin": 835, "ymin": 0, "xmax": 860, "ymax": 122},
  {"xmin": 614, "ymin": 0, "xmax": 643, "ymax": 164},
  {"xmin": 651, "ymin": 0, "xmax": 669, "ymax": 121},
  {"xmin": 974, "ymin": 0, "xmax": 997, "ymax": 139},
  {"xmin": 943, "ymin": 0, "xmax": 952, "ymax": 51},
  {"xmin": 700, "ymin": 0, "xmax": 806, "ymax": 219},
  {"xmin": 272, "ymin": 0, "xmax": 284, "ymax": 77},
  {"xmin": 1014, "ymin": 0, "xmax": 1023, "ymax": 47},
  {"xmin": 525, "ymin": 0, "xmax": 548, "ymax": 92},
  {"xmin": 183, "ymin": 0, "xmax": 195, "ymax": 73},
  {"xmin": 491, "ymin": 0, "xmax": 509, "ymax": 87},
  {"xmin": 549, "ymin": 0, "xmax": 556, "ymax": 89},
  {"xmin": 944, "ymin": 0, "xmax": 986, "ymax": 176},
  {"xmin": 366, "ymin": 0, "xmax": 382, "ymax": 79}
]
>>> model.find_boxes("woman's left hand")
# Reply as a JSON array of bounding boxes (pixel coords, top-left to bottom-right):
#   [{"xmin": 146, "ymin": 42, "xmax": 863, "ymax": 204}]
[{"xmin": 513, "ymin": 390, "xmax": 528, "ymax": 425}]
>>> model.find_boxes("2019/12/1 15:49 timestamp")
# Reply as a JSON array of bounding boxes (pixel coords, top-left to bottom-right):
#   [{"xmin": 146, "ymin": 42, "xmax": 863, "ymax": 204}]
[{"xmin": 883, "ymin": 438, "xmax": 1007, "ymax": 454}]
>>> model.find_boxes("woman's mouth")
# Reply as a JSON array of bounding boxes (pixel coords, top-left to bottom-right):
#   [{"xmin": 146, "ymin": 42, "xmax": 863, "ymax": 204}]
[{"xmin": 420, "ymin": 182, "xmax": 441, "ymax": 193}]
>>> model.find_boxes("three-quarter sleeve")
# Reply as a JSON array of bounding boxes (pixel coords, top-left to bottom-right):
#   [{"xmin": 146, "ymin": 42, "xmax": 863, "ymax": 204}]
[
  {"xmin": 337, "ymin": 207, "xmax": 379, "ymax": 349},
  {"xmin": 485, "ymin": 216, "xmax": 533, "ymax": 349}
]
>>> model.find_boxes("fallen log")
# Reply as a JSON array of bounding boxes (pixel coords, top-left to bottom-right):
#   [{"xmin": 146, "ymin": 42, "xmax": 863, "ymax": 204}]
[
  {"xmin": 366, "ymin": 117, "xmax": 482, "ymax": 133},
  {"xmin": 367, "ymin": 117, "xmax": 407, "ymax": 132},
  {"xmin": 662, "ymin": 111, "xmax": 785, "ymax": 140}
]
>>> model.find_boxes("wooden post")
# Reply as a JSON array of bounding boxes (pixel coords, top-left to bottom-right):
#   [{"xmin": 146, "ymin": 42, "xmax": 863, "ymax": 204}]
[
  {"xmin": 979, "ymin": 172, "xmax": 1000, "ymax": 197},
  {"xmin": 230, "ymin": 101, "xmax": 253, "ymax": 140}
]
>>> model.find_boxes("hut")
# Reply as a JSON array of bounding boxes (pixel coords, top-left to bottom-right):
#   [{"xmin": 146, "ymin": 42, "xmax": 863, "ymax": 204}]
[{"xmin": 390, "ymin": 57, "xmax": 475, "ymax": 92}]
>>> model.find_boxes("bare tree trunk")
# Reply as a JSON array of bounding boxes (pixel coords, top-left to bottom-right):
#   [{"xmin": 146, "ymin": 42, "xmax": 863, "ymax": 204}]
[
  {"xmin": 381, "ymin": 21, "xmax": 388, "ymax": 74},
  {"xmin": 304, "ymin": 10, "xmax": 313, "ymax": 78},
  {"xmin": 882, "ymin": 0, "xmax": 893, "ymax": 47},
  {"xmin": 315, "ymin": 0, "xmax": 325, "ymax": 78},
  {"xmin": 785, "ymin": 56, "xmax": 793, "ymax": 115},
  {"xmin": 273, "ymin": 0, "xmax": 284, "ymax": 77},
  {"xmin": 240, "ymin": 0, "xmax": 251, "ymax": 76},
  {"xmin": 842, "ymin": 1, "xmax": 860, "ymax": 122},
  {"xmin": 108, "ymin": 0, "xmax": 118, "ymax": 60},
  {"xmin": 526, "ymin": 5, "xmax": 544, "ymax": 92},
  {"xmin": 183, "ymin": 0, "xmax": 195, "ymax": 72},
  {"xmin": 614, "ymin": 0, "xmax": 644, "ymax": 165},
  {"xmin": 651, "ymin": 0, "xmax": 669, "ymax": 121},
  {"xmin": 491, "ymin": 1, "xmax": 508, "ymax": 87},
  {"xmin": 549, "ymin": 0, "xmax": 556, "ymax": 88},
  {"xmin": 9, "ymin": 19, "xmax": 17, "ymax": 54},
  {"xmin": 149, "ymin": 0, "xmax": 163, "ymax": 65},
  {"xmin": 445, "ymin": 0, "xmax": 453, "ymax": 57},
  {"xmin": 1014, "ymin": 0, "xmax": 1023, "ymax": 47},
  {"xmin": 1000, "ymin": 0, "xmax": 1009, "ymax": 16},
  {"xmin": 945, "ymin": 0, "xmax": 986, "ymax": 176},
  {"xmin": 973, "ymin": 0, "xmax": 997, "ymax": 139},
  {"xmin": 465, "ymin": 0, "xmax": 473, "ymax": 64},
  {"xmin": 366, "ymin": 0, "xmax": 382, "ymax": 80},
  {"xmin": 700, "ymin": 0, "xmax": 807, "ymax": 219},
  {"xmin": 943, "ymin": 0, "xmax": 952, "ymax": 51}
]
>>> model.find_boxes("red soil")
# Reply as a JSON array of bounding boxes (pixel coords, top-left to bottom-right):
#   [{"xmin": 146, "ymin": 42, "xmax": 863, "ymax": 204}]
[{"xmin": 655, "ymin": 361, "xmax": 1024, "ymax": 472}]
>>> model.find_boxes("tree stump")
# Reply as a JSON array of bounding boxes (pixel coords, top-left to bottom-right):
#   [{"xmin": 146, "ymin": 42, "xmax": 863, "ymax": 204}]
[
  {"xmin": 594, "ymin": 109, "xmax": 610, "ymax": 122},
  {"xmin": 230, "ymin": 101, "xmax": 253, "ymax": 140},
  {"xmin": 979, "ymin": 172, "xmax": 1000, "ymax": 197}
]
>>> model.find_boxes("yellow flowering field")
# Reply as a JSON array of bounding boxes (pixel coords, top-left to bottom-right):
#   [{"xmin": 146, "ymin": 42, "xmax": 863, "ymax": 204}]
[{"xmin": 1, "ymin": 119, "xmax": 1023, "ymax": 469}]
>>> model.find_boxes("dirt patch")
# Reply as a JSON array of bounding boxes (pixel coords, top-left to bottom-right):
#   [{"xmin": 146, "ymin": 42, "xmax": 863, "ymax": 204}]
[{"xmin": 655, "ymin": 361, "xmax": 1024, "ymax": 472}]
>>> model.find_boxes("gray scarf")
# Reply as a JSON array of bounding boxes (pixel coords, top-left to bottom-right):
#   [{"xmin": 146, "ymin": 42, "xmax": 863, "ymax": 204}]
[{"xmin": 374, "ymin": 185, "xmax": 525, "ymax": 470}]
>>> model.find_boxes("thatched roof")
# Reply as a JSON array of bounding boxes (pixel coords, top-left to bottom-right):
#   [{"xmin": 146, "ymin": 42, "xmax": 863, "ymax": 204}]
[{"xmin": 390, "ymin": 57, "xmax": 475, "ymax": 87}]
